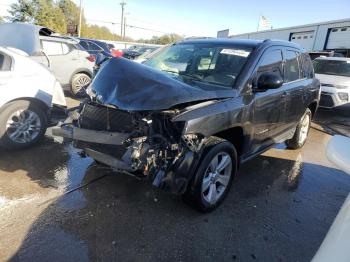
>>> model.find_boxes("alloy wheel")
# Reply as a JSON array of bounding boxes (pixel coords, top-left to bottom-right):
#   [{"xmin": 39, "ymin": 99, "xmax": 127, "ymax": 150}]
[
  {"xmin": 6, "ymin": 109, "xmax": 41, "ymax": 144},
  {"xmin": 202, "ymin": 152, "xmax": 233, "ymax": 205}
]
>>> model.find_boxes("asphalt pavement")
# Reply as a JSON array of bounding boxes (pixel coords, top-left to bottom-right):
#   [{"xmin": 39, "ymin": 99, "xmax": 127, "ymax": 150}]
[{"xmin": 0, "ymin": 99, "xmax": 350, "ymax": 262}]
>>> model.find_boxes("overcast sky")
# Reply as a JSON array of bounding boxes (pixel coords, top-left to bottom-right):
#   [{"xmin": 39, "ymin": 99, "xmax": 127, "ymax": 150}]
[{"xmin": 1, "ymin": 0, "xmax": 349, "ymax": 39}]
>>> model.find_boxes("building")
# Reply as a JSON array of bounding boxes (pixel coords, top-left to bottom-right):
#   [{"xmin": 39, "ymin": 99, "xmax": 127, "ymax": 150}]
[{"xmin": 230, "ymin": 18, "xmax": 350, "ymax": 56}]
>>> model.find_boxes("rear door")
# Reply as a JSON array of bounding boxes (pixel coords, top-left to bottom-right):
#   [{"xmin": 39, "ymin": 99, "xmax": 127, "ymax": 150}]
[
  {"xmin": 41, "ymin": 39, "xmax": 78, "ymax": 86},
  {"xmin": 251, "ymin": 47, "xmax": 287, "ymax": 151},
  {"xmin": 282, "ymin": 49, "xmax": 308, "ymax": 129}
]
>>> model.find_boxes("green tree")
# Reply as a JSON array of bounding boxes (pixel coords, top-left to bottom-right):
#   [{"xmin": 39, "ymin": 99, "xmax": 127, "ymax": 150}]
[
  {"xmin": 7, "ymin": 0, "xmax": 35, "ymax": 22},
  {"xmin": 32, "ymin": 0, "xmax": 66, "ymax": 33},
  {"xmin": 0, "ymin": 16, "xmax": 4, "ymax": 23}
]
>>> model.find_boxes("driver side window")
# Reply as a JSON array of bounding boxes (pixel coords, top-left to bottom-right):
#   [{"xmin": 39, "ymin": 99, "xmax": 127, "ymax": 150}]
[{"xmin": 257, "ymin": 49, "xmax": 283, "ymax": 78}]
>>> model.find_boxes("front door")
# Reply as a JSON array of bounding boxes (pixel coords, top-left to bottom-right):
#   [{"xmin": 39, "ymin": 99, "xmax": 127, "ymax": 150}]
[{"xmin": 251, "ymin": 48, "xmax": 287, "ymax": 152}]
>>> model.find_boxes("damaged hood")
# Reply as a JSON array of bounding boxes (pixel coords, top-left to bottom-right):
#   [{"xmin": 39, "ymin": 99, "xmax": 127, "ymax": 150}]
[{"xmin": 91, "ymin": 58, "xmax": 237, "ymax": 111}]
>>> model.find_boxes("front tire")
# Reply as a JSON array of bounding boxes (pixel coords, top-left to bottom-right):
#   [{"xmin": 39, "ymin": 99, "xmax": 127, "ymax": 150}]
[
  {"xmin": 183, "ymin": 137, "xmax": 237, "ymax": 213},
  {"xmin": 0, "ymin": 100, "xmax": 48, "ymax": 149},
  {"xmin": 286, "ymin": 108, "xmax": 312, "ymax": 149}
]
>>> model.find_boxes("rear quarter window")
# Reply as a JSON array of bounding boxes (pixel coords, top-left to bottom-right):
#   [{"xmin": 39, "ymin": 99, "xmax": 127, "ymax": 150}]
[{"xmin": 0, "ymin": 52, "xmax": 12, "ymax": 71}]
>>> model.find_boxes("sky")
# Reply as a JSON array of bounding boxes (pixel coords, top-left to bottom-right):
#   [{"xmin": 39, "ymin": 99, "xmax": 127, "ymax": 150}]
[{"xmin": 1, "ymin": 0, "xmax": 350, "ymax": 40}]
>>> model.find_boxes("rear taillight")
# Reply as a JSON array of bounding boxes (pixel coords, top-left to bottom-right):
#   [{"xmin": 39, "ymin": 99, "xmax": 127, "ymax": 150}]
[
  {"xmin": 111, "ymin": 48, "xmax": 123, "ymax": 57},
  {"xmin": 86, "ymin": 54, "xmax": 96, "ymax": 62}
]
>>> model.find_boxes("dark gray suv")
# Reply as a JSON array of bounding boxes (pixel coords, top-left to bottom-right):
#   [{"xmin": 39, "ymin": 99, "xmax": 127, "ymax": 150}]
[{"xmin": 53, "ymin": 39, "xmax": 320, "ymax": 212}]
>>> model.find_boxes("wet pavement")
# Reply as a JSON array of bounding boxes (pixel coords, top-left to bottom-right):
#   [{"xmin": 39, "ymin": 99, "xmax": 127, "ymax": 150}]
[{"xmin": 1, "ymin": 101, "xmax": 350, "ymax": 262}]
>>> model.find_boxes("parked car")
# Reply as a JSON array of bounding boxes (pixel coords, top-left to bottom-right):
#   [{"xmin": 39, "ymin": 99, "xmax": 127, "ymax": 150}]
[
  {"xmin": 314, "ymin": 57, "xmax": 350, "ymax": 108},
  {"xmin": 0, "ymin": 46, "xmax": 66, "ymax": 149},
  {"xmin": 134, "ymin": 45, "xmax": 169, "ymax": 63},
  {"xmin": 0, "ymin": 23, "xmax": 94, "ymax": 96},
  {"xmin": 52, "ymin": 38, "xmax": 320, "ymax": 212},
  {"xmin": 79, "ymin": 38, "xmax": 122, "ymax": 58},
  {"xmin": 122, "ymin": 46, "xmax": 158, "ymax": 60},
  {"xmin": 308, "ymin": 51, "xmax": 344, "ymax": 60}
]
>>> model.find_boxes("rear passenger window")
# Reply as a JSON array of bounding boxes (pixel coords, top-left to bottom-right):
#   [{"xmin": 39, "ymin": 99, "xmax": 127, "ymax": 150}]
[
  {"xmin": 258, "ymin": 49, "xmax": 283, "ymax": 78},
  {"xmin": 42, "ymin": 40, "xmax": 63, "ymax": 55},
  {"xmin": 284, "ymin": 50, "xmax": 300, "ymax": 82},
  {"xmin": 299, "ymin": 53, "xmax": 314, "ymax": 78},
  {"xmin": 0, "ymin": 53, "xmax": 12, "ymax": 71}
]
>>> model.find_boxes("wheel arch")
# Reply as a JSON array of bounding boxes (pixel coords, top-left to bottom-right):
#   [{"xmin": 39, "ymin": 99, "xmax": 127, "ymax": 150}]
[
  {"xmin": 212, "ymin": 126, "xmax": 245, "ymax": 158},
  {"xmin": 1, "ymin": 97, "xmax": 50, "ymax": 120},
  {"xmin": 308, "ymin": 101, "xmax": 318, "ymax": 118}
]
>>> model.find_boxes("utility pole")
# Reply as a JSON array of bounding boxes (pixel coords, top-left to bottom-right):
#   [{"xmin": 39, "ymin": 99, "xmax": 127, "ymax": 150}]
[
  {"xmin": 123, "ymin": 16, "xmax": 126, "ymax": 39},
  {"xmin": 78, "ymin": 0, "xmax": 83, "ymax": 37},
  {"xmin": 120, "ymin": 1, "xmax": 126, "ymax": 39}
]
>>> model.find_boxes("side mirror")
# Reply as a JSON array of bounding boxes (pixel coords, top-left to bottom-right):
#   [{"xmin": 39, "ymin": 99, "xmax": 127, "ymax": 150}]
[{"xmin": 256, "ymin": 72, "xmax": 283, "ymax": 90}]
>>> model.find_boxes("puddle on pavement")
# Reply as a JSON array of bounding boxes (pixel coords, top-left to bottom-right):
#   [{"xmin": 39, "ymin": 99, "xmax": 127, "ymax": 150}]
[{"xmin": 0, "ymin": 135, "xmax": 96, "ymax": 203}]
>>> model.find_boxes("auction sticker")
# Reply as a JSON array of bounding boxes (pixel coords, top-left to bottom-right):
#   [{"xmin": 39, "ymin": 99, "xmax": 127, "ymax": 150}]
[{"xmin": 220, "ymin": 49, "xmax": 250, "ymax": 57}]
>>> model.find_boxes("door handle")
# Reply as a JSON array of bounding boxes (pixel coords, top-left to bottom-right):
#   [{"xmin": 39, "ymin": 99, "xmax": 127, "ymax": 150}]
[{"xmin": 281, "ymin": 91, "xmax": 288, "ymax": 98}]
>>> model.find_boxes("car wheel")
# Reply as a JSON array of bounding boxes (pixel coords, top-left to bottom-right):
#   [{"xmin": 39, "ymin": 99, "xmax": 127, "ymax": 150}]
[
  {"xmin": 71, "ymin": 73, "xmax": 91, "ymax": 96},
  {"xmin": 0, "ymin": 100, "xmax": 48, "ymax": 149},
  {"xmin": 286, "ymin": 108, "xmax": 312, "ymax": 149},
  {"xmin": 182, "ymin": 137, "xmax": 237, "ymax": 212}
]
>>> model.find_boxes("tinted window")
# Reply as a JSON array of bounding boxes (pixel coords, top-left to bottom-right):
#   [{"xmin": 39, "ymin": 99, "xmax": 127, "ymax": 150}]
[
  {"xmin": 42, "ymin": 40, "xmax": 63, "ymax": 55},
  {"xmin": 284, "ymin": 50, "xmax": 300, "ymax": 82},
  {"xmin": 88, "ymin": 42, "xmax": 103, "ymax": 51},
  {"xmin": 313, "ymin": 59, "xmax": 350, "ymax": 77},
  {"xmin": 79, "ymin": 40, "xmax": 89, "ymax": 50},
  {"xmin": 299, "ymin": 53, "xmax": 314, "ymax": 78},
  {"xmin": 258, "ymin": 49, "xmax": 283, "ymax": 78},
  {"xmin": 0, "ymin": 53, "xmax": 12, "ymax": 71}
]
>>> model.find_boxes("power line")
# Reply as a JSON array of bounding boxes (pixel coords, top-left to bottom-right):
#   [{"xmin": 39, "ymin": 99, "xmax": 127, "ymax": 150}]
[{"xmin": 86, "ymin": 18, "xmax": 169, "ymax": 34}]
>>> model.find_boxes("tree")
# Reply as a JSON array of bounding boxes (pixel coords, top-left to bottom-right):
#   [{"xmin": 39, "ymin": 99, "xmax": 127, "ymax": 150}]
[
  {"xmin": 7, "ymin": 0, "xmax": 35, "ymax": 22},
  {"xmin": 31, "ymin": 0, "xmax": 66, "ymax": 33},
  {"xmin": 0, "ymin": 16, "xmax": 4, "ymax": 23}
]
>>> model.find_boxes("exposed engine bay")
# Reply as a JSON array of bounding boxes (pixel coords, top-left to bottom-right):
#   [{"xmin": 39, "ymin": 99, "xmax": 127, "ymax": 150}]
[{"xmin": 54, "ymin": 101, "xmax": 207, "ymax": 194}]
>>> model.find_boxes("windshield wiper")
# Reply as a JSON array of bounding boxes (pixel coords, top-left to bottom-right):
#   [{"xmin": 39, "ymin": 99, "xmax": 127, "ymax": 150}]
[
  {"xmin": 161, "ymin": 69, "xmax": 179, "ymax": 75},
  {"xmin": 179, "ymin": 73, "xmax": 202, "ymax": 81}
]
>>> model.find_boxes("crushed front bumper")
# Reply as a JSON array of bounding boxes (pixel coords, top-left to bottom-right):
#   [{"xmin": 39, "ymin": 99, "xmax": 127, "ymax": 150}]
[{"xmin": 51, "ymin": 125, "xmax": 130, "ymax": 145}]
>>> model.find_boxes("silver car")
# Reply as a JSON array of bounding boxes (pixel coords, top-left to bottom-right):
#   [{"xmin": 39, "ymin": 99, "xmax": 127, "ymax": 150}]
[{"xmin": 0, "ymin": 23, "xmax": 94, "ymax": 95}]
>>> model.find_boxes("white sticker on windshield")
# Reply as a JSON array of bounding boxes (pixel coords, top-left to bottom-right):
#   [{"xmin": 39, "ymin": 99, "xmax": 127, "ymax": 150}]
[{"xmin": 220, "ymin": 49, "xmax": 250, "ymax": 57}]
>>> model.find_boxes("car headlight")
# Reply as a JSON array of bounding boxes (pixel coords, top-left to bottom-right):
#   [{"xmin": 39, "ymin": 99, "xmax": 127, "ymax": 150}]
[{"xmin": 338, "ymin": 92, "xmax": 349, "ymax": 102}]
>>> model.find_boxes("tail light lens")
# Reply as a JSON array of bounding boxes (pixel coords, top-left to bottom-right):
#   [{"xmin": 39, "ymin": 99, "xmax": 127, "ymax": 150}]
[
  {"xmin": 86, "ymin": 54, "xmax": 96, "ymax": 62},
  {"xmin": 111, "ymin": 48, "xmax": 123, "ymax": 57}
]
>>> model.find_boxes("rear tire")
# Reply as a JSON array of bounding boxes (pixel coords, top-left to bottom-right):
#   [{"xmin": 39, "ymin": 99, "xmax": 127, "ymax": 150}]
[
  {"xmin": 286, "ymin": 108, "xmax": 312, "ymax": 149},
  {"xmin": 0, "ymin": 100, "xmax": 48, "ymax": 149},
  {"xmin": 71, "ymin": 73, "xmax": 91, "ymax": 96},
  {"xmin": 182, "ymin": 137, "xmax": 237, "ymax": 213}
]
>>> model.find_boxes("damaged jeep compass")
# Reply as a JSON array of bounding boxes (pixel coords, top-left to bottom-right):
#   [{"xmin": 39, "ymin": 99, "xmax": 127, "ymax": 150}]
[{"xmin": 53, "ymin": 39, "xmax": 320, "ymax": 212}]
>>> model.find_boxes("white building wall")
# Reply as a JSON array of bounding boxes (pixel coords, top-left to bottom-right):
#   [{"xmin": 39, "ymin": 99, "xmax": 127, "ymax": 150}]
[{"xmin": 231, "ymin": 19, "xmax": 350, "ymax": 52}]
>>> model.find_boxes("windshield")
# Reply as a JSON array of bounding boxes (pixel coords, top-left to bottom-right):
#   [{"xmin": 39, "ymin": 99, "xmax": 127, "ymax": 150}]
[
  {"xmin": 313, "ymin": 59, "xmax": 350, "ymax": 77},
  {"xmin": 144, "ymin": 43, "xmax": 252, "ymax": 87}
]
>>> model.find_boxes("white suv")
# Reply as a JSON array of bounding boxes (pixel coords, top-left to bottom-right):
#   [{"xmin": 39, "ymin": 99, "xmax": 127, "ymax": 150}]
[
  {"xmin": 0, "ymin": 47, "xmax": 66, "ymax": 149},
  {"xmin": 314, "ymin": 57, "xmax": 350, "ymax": 108}
]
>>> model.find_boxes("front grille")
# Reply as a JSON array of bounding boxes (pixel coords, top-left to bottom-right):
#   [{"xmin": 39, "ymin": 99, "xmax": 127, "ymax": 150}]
[
  {"xmin": 320, "ymin": 93, "xmax": 334, "ymax": 107},
  {"xmin": 79, "ymin": 103, "xmax": 135, "ymax": 132}
]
